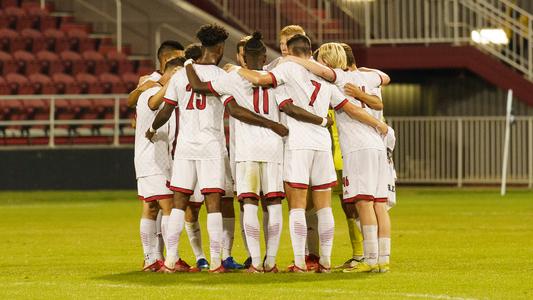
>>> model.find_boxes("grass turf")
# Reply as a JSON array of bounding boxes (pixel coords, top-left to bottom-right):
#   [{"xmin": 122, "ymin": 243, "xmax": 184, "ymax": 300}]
[{"xmin": 0, "ymin": 188, "xmax": 531, "ymax": 299}]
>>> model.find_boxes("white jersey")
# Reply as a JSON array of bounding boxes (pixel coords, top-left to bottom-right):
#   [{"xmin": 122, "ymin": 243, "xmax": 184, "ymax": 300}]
[
  {"xmin": 270, "ymin": 61, "xmax": 346, "ymax": 151},
  {"xmin": 134, "ymin": 86, "xmax": 171, "ymax": 178},
  {"xmin": 355, "ymin": 70, "xmax": 383, "ymax": 120},
  {"xmin": 210, "ymin": 70, "xmax": 283, "ymax": 163},
  {"xmin": 141, "ymin": 71, "xmax": 162, "ymax": 85},
  {"xmin": 332, "ymin": 68, "xmax": 385, "ymax": 154},
  {"xmin": 163, "ymin": 65, "xmax": 226, "ymax": 160}
]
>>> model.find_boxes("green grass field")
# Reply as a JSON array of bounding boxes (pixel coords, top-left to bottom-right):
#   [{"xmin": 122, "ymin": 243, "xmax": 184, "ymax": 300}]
[{"xmin": 0, "ymin": 188, "xmax": 532, "ymax": 299}]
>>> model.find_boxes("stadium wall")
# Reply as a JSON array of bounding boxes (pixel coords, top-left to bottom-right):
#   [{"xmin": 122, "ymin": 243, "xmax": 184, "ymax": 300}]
[{"xmin": 1, "ymin": 148, "xmax": 135, "ymax": 190}]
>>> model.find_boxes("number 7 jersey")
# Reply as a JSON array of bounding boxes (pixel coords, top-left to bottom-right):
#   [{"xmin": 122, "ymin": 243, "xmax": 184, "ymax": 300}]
[{"xmin": 163, "ymin": 65, "xmax": 226, "ymax": 160}]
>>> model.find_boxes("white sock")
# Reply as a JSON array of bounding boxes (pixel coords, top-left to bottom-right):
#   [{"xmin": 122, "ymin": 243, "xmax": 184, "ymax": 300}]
[
  {"xmin": 262, "ymin": 207, "xmax": 269, "ymax": 246},
  {"xmin": 243, "ymin": 204, "xmax": 261, "ymax": 268},
  {"xmin": 306, "ymin": 208, "xmax": 319, "ymax": 257},
  {"xmin": 378, "ymin": 237, "xmax": 391, "ymax": 265},
  {"xmin": 140, "ymin": 218, "xmax": 157, "ymax": 264},
  {"xmin": 207, "ymin": 212, "xmax": 223, "ymax": 269},
  {"xmin": 222, "ymin": 217, "xmax": 235, "ymax": 260},
  {"xmin": 289, "ymin": 208, "xmax": 307, "ymax": 268},
  {"xmin": 165, "ymin": 208, "xmax": 185, "ymax": 268},
  {"xmin": 317, "ymin": 207, "xmax": 335, "ymax": 268},
  {"xmin": 154, "ymin": 210, "xmax": 164, "ymax": 260},
  {"xmin": 265, "ymin": 204, "xmax": 282, "ymax": 269},
  {"xmin": 239, "ymin": 210, "xmax": 250, "ymax": 257},
  {"xmin": 161, "ymin": 215, "xmax": 169, "ymax": 246},
  {"xmin": 185, "ymin": 221, "xmax": 206, "ymax": 261},
  {"xmin": 362, "ymin": 225, "xmax": 379, "ymax": 266}
]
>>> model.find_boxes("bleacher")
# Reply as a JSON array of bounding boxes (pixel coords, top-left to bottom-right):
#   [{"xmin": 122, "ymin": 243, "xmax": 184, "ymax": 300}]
[{"xmin": 0, "ymin": 0, "xmax": 152, "ymax": 146}]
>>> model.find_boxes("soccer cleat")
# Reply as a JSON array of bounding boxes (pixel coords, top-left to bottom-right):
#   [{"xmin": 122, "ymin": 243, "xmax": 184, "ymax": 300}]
[
  {"xmin": 378, "ymin": 263, "xmax": 390, "ymax": 273},
  {"xmin": 335, "ymin": 257, "xmax": 363, "ymax": 270},
  {"xmin": 196, "ymin": 258, "xmax": 210, "ymax": 270},
  {"xmin": 287, "ymin": 264, "xmax": 306, "ymax": 273},
  {"xmin": 142, "ymin": 260, "xmax": 164, "ymax": 272},
  {"xmin": 243, "ymin": 257, "xmax": 252, "ymax": 269},
  {"xmin": 342, "ymin": 261, "xmax": 379, "ymax": 273},
  {"xmin": 222, "ymin": 256, "xmax": 244, "ymax": 270},
  {"xmin": 209, "ymin": 264, "xmax": 228, "ymax": 273},
  {"xmin": 263, "ymin": 265, "xmax": 279, "ymax": 273},
  {"xmin": 305, "ymin": 254, "xmax": 320, "ymax": 271},
  {"xmin": 315, "ymin": 263, "xmax": 331, "ymax": 274},
  {"xmin": 175, "ymin": 259, "xmax": 192, "ymax": 272},
  {"xmin": 157, "ymin": 263, "xmax": 176, "ymax": 273},
  {"xmin": 246, "ymin": 265, "xmax": 263, "ymax": 273}
]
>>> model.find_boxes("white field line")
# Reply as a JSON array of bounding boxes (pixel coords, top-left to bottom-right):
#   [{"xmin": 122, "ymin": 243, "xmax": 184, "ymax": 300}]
[{"xmin": 2, "ymin": 281, "xmax": 479, "ymax": 300}]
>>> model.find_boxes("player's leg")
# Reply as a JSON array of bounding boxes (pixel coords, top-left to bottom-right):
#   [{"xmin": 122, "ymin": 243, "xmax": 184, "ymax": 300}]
[
  {"xmin": 305, "ymin": 193, "xmax": 320, "ymax": 270},
  {"xmin": 260, "ymin": 197, "xmax": 269, "ymax": 249},
  {"xmin": 262, "ymin": 162, "xmax": 285, "ymax": 272},
  {"xmin": 220, "ymin": 161, "xmax": 243, "ymax": 269},
  {"xmin": 337, "ymin": 198, "xmax": 364, "ymax": 269},
  {"xmin": 239, "ymin": 200, "xmax": 252, "ymax": 268},
  {"xmin": 184, "ymin": 188, "xmax": 209, "ymax": 270},
  {"xmin": 198, "ymin": 158, "xmax": 226, "ymax": 272},
  {"xmin": 236, "ymin": 161, "xmax": 263, "ymax": 272},
  {"xmin": 284, "ymin": 149, "xmax": 311, "ymax": 272},
  {"xmin": 154, "ymin": 210, "xmax": 164, "ymax": 261},
  {"xmin": 374, "ymin": 149, "xmax": 392, "ymax": 272}
]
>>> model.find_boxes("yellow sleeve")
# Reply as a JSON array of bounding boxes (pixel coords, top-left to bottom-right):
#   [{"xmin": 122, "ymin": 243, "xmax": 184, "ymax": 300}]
[{"xmin": 328, "ymin": 109, "xmax": 343, "ymax": 170}]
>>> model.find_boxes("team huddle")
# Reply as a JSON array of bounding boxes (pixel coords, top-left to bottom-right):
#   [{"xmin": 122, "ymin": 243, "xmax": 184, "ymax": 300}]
[{"xmin": 130, "ymin": 23, "xmax": 397, "ymax": 274}]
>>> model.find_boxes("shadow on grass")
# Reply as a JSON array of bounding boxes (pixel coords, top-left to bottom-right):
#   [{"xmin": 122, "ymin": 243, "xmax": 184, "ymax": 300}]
[{"xmin": 94, "ymin": 270, "xmax": 374, "ymax": 286}]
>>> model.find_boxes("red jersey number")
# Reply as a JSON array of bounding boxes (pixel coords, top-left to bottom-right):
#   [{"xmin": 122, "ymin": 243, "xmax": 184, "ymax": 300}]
[
  {"xmin": 252, "ymin": 87, "xmax": 270, "ymax": 114},
  {"xmin": 309, "ymin": 80, "xmax": 321, "ymax": 107},
  {"xmin": 186, "ymin": 84, "xmax": 207, "ymax": 110}
]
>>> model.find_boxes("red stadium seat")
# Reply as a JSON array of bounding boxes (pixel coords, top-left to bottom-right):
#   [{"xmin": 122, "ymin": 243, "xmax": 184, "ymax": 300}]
[
  {"xmin": 59, "ymin": 50, "xmax": 85, "ymax": 74},
  {"xmin": 52, "ymin": 73, "xmax": 80, "ymax": 95},
  {"xmin": 82, "ymin": 50, "xmax": 108, "ymax": 75},
  {"xmin": 0, "ymin": 28, "xmax": 25, "ymax": 52},
  {"xmin": 36, "ymin": 50, "xmax": 63, "ymax": 74},
  {"xmin": 0, "ymin": 51, "xmax": 17, "ymax": 75},
  {"xmin": 3, "ymin": 6, "xmax": 24, "ymax": 29},
  {"xmin": 75, "ymin": 72, "xmax": 102, "ymax": 94},
  {"xmin": 28, "ymin": 73, "xmax": 56, "ymax": 94},
  {"xmin": 43, "ymin": 28, "xmax": 67, "ymax": 51},
  {"xmin": 13, "ymin": 50, "xmax": 40, "ymax": 75},
  {"xmin": 66, "ymin": 28, "xmax": 95, "ymax": 52},
  {"xmin": 99, "ymin": 72, "xmax": 126, "ymax": 94},
  {"xmin": 0, "ymin": 75, "xmax": 9, "ymax": 95},
  {"xmin": 106, "ymin": 50, "xmax": 133, "ymax": 74},
  {"xmin": 21, "ymin": 28, "xmax": 46, "ymax": 51},
  {"xmin": 5, "ymin": 73, "xmax": 34, "ymax": 94},
  {"xmin": 121, "ymin": 72, "xmax": 139, "ymax": 92},
  {"xmin": 1, "ymin": 0, "xmax": 18, "ymax": 8}
]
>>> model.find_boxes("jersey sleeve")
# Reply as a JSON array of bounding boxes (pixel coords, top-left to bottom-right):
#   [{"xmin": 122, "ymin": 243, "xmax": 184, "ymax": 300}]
[
  {"xmin": 332, "ymin": 68, "xmax": 346, "ymax": 85},
  {"xmin": 208, "ymin": 72, "xmax": 234, "ymax": 97},
  {"xmin": 163, "ymin": 74, "xmax": 179, "ymax": 106},
  {"xmin": 269, "ymin": 62, "xmax": 292, "ymax": 88},
  {"xmin": 143, "ymin": 86, "xmax": 162, "ymax": 109},
  {"xmin": 360, "ymin": 71, "xmax": 382, "ymax": 88},
  {"xmin": 329, "ymin": 84, "xmax": 349, "ymax": 111},
  {"xmin": 273, "ymin": 86, "xmax": 293, "ymax": 110}
]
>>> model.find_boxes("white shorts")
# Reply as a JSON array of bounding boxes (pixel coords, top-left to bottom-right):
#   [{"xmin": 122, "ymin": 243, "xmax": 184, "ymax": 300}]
[
  {"xmin": 236, "ymin": 161, "xmax": 285, "ymax": 201},
  {"xmin": 169, "ymin": 158, "xmax": 225, "ymax": 198},
  {"xmin": 137, "ymin": 174, "xmax": 173, "ymax": 202},
  {"xmin": 284, "ymin": 149, "xmax": 337, "ymax": 190},
  {"xmin": 342, "ymin": 149, "xmax": 389, "ymax": 203}
]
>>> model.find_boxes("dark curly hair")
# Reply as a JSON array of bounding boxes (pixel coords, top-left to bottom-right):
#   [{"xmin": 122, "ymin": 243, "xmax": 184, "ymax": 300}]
[
  {"xmin": 244, "ymin": 31, "xmax": 266, "ymax": 55},
  {"xmin": 196, "ymin": 24, "xmax": 229, "ymax": 47},
  {"xmin": 185, "ymin": 43, "xmax": 202, "ymax": 60}
]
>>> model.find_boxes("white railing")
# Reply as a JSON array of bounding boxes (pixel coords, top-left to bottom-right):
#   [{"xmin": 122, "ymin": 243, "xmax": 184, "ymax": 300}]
[
  {"xmin": 0, "ymin": 95, "xmax": 130, "ymax": 147},
  {"xmin": 207, "ymin": 0, "xmax": 533, "ymax": 81},
  {"xmin": 388, "ymin": 116, "xmax": 533, "ymax": 187}
]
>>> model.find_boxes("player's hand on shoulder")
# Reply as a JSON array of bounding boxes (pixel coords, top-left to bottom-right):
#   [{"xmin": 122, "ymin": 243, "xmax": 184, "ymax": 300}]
[
  {"xmin": 223, "ymin": 63, "xmax": 237, "ymax": 72},
  {"xmin": 376, "ymin": 122, "xmax": 388, "ymax": 136},
  {"xmin": 145, "ymin": 129, "xmax": 155, "ymax": 143},
  {"xmin": 344, "ymin": 83, "xmax": 363, "ymax": 98},
  {"xmin": 137, "ymin": 75, "xmax": 150, "ymax": 87},
  {"xmin": 326, "ymin": 116, "xmax": 334, "ymax": 128},
  {"xmin": 270, "ymin": 122, "xmax": 289, "ymax": 137}
]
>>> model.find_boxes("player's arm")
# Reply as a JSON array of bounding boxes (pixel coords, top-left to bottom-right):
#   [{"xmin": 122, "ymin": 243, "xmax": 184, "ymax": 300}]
[
  {"xmin": 147, "ymin": 67, "xmax": 180, "ymax": 110},
  {"xmin": 127, "ymin": 80, "xmax": 159, "ymax": 108},
  {"xmin": 358, "ymin": 67, "xmax": 391, "ymax": 85},
  {"xmin": 279, "ymin": 100, "xmax": 333, "ymax": 127},
  {"xmin": 344, "ymin": 83, "xmax": 383, "ymax": 111},
  {"xmin": 145, "ymin": 103, "xmax": 174, "ymax": 142},
  {"xmin": 184, "ymin": 63, "xmax": 213, "ymax": 94},
  {"xmin": 283, "ymin": 56, "xmax": 336, "ymax": 82},
  {"xmin": 238, "ymin": 68, "xmax": 273, "ymax": 87},
  {"xmin": 337, "ymin": 101, "xmax": 388, "ymax": 135},
  {"xmin": 225, "ymin": 98, "xmax": 288, "ymax": 137}
]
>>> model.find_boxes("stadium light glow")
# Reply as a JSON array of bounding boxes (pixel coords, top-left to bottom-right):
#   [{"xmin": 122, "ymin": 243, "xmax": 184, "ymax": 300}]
[{"xmin": 471, "ymin": 28, "xmax": 509, "ymax": 45}]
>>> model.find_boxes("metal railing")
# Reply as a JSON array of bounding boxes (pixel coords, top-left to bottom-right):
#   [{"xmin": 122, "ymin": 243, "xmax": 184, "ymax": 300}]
[
  {"xmin": 207, "ymin": 0, "xmax": 533, "ymax": 80},
  {"xmin": 0, "ymin": 95, "xmax": 130, "ymax": 147},
  {"xmin": 388, "ymin": 116, "xmax": 533, "ymax": 187}
]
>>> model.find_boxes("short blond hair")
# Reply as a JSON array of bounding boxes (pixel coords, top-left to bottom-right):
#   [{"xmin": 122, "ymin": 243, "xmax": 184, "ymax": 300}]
[
  {"xmin": 317, "ymin": 43, "xmax": 347, "ymax": 70},
  {"xmin": 280, "ymin": 25, "xmax": 305, "ymax": 38}
]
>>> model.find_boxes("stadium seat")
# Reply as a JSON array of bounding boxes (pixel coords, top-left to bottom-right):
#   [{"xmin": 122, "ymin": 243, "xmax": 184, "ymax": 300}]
[
  {"xmin": 52, "ymin": 73, "xmax": 80, "ymax": 95},
  {"xmin": 121, "ymin": 72, "xmax": 139, "ymax": 92},
  {"xmin": 1, "ymin": 0, "xmax": 18, "ymax": 8},
  {"xmin": 0, "ymin": 75, "xmax": 9, "ymax": 94},
  {"xmin": 0, "ymin": 28, "xmax": 25, "ymax": 52},
  {"xmin": 67, "ymin": 29, "xmax": 95, "ymax": 52},
  {"xmin": 82, "ymin": 50, "xmax": 108, "ymax": 75},
  {"xmin": 5, "ymin": 73, "xmax": 34, "ymax": 94},
  {"xmin": 36, "ymin": 50, "xmax": 63, "ymax": 74},
  {"xmin": 13, "ymin": 50, "xmax": 40, "ymax": 75},
  {"xmin": 3, "ymin": 6, "xmax": 25, "ymax": 29},
  {"xmin": 99, "ymin": 72, "xmax": 126, "ymax": 94},
  {"xmin": 75, "ymin": 72, "xmax": 102, "ymax": 94},
  {"xmin": 21, "ymin": 28, "xmax": 45, "ymax": 51},
  {"xmin": 0, "ymin": 51, "xmax": 17, "ymax": 75},
  {"xmin": 105, "ymin": 50, "xmax": 133, "ymax": 74},
  {"xmin": 60, "ymin": 50, "xmax": 85, "ymax": 74},
  {"xmin": 28, "ymin": 73, "xmax": 56, "ymax": 94},
  {"xmin": 43, "ymin": 28, "xmax": 67, "ymax": 51}
]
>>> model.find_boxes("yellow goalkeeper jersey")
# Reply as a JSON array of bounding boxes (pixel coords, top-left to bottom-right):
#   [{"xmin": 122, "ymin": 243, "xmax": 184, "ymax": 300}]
[{"xmin": 328, "ymin": 109, "xmax": 343, "ymax": 170}]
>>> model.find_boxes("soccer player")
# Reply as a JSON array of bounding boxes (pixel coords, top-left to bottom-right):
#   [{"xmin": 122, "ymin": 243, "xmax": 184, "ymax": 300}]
[
  {"xmin": 284, "ymin": 42, "xmax": 391, "ymax": 272},
  {"xmin": 147, "ymin": 24, "xmax": 287, "ymax": 273},
  {"xmin": 185, "ymin": 32, "xmax": 294, "ymax": 273},
  {"xmin": 238, "ymin": 34, "xmax": 388, "ymax": 272},
  {"xmin": 134, "ymin": 57, "xmax": 184, "ymax": 272}
]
